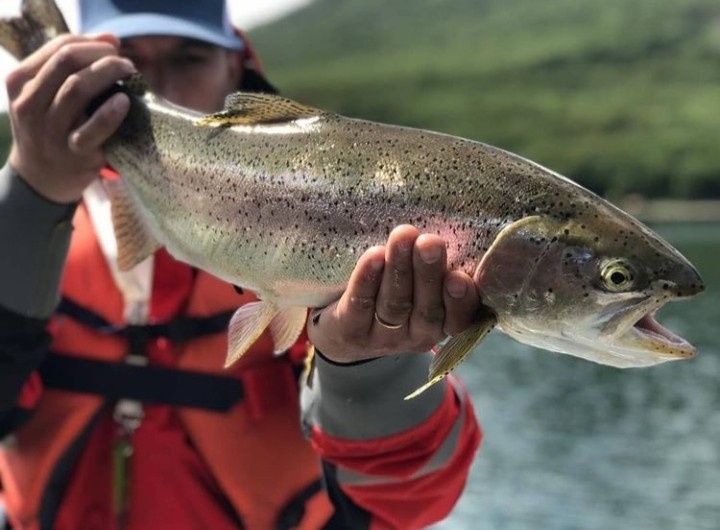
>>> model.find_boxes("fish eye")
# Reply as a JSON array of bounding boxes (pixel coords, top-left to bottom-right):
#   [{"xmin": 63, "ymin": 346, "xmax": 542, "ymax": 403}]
[{"xmin": 601, "ymin": 259, "xmax": 635, "ymax": 292}]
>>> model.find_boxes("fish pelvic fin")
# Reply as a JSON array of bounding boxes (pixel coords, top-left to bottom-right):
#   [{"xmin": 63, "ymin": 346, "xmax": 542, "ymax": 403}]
[
  {"xmin": 104, "ymin": 179, "xmax": 161, "ymax": 271},
  {"xmin": 196, "ymin": 92, "xmax": 324, "ymax": 127},
  {"xmin": 226, "ymin": 301, "xmax": 279, "ymax": 368},
  {"xmin": 404, "ymin": 312, "xmax": 497, "ymax": 400},
  {"xmin": 269, "ymin": 306, "xmax": 308, "ymax": 355},
  {"xmin": 0, "ymin": 0, "xmax": 69, "ymax": 60}
]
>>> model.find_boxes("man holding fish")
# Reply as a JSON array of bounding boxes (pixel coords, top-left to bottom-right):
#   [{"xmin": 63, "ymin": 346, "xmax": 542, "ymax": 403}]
[{"xmin": 0, "ymin": 1, "xmax": 482, "ymax": 528}]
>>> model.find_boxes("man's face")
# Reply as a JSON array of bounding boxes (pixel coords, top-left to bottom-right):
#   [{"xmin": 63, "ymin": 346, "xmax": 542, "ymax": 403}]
[{"xmin": 119, "ymin": 36, "xmax": 243, "ymax": 113}]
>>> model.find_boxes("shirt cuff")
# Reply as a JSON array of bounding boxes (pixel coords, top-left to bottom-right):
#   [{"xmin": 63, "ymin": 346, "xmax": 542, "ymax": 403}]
[
  {"xmin": 0, "ymin": 164, "xmax": 77, "ymax": 318},
  {"xmin": 301, "ymin": 349, "xmax": 446, "ymax": 440}
]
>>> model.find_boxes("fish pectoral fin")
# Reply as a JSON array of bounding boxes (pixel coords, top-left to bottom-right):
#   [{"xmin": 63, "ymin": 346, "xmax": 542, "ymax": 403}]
[
  {"xmin": 404, "ymin": 312, "xmax": 497, "ymax": 400},
  {"xmin": 196, "ymin": 92, "xmax": 324, "ymax": 127},
  {"xmin": 226, "ymin": 300, "xmax": 279, "ymax": 367},
  {"xmin": 104, "ymin": 179, "xmax": 161, "ymax": 271},
  {"xmin": 269, "ymin": 306, "xmax": 308, "ymax": 355}
]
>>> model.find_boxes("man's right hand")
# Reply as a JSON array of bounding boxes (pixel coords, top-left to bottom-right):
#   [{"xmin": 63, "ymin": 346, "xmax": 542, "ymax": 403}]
[{"xmin": 5, "ymin": 34, "xmax": 134, "ymax": 204}]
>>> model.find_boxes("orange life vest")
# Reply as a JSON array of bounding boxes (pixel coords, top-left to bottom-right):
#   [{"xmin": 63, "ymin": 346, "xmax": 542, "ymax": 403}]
[{"xmin": 0, "ymin": 203, "xmax": 334, "ymax": 530}]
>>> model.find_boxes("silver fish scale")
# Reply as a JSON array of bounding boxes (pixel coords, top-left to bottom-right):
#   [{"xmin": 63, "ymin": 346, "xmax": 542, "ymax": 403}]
[{"xmin": 106, "ymin": 92, "xmax": 691, "ymax": 307}]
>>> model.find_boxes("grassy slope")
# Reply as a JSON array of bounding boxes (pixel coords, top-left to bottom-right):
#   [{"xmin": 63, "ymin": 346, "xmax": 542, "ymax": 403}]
[{"xmin": 249, "ymin": 0, "xmax": 720, "ymax": 198}]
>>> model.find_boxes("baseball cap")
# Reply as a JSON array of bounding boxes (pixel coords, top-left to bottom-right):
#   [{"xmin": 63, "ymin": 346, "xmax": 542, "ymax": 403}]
[{"xmin": 78, "ymin": 0, "xmax": 244, "ymax": 50}]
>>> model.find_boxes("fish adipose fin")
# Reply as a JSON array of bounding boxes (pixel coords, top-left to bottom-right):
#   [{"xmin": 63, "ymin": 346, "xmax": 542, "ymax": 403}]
[
  {"xmin": 105, "ymin": 179, "xmax": 161, "ymax": 271},
  {"xmin": 226, "ymin": 301, "xmax": 280, "ymax": 367},
  {"xmin": 269, "ymin": 306, "xmax": 308, "ymax": 354},
  {"xmin": 405, "ymin": 312, "xmax": 497, "ymax": 400},
  {"xmin": 0, "ymin": 0, "xmax": 69, "ymax": 61},
  {"xmin": 196, "ymin": 92, "xmax": 324, "ymax": 127}
]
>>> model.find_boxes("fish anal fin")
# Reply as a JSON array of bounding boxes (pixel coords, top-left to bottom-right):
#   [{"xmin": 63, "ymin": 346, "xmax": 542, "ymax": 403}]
[
  {"xmin": 196, "ymin": 92, "xmax": 324, "ymax": 127},
  {"xmin": 105, "ymin": 179, "xmax": 161, "ymax": 271},
  {"xmin": 404, "ymin": 312, "xmax": 497, "ymax": 400},
  {"xmin": 269, "ymin": 306, "xmax": 308, "ymax": 354},
  {"xmin": 226, "ymin": 301, "xmax": 278, "ymax": 368}
]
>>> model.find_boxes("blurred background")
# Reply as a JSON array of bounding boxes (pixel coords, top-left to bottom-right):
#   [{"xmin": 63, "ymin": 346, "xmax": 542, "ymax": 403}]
[{"xmin": 2, "ymin": 1, "xmax": 719, "ymax": 529}]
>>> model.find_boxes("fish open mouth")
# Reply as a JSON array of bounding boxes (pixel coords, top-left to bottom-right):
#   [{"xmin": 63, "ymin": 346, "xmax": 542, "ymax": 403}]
[{"xmin": 630, "ymin": 309, "xmax": 695, "ymax": 358}]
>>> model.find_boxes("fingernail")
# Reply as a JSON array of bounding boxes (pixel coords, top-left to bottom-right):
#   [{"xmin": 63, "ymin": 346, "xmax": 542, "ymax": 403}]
[
  {"xmin": 370, "ymin": 258, "xmax": 384, "ymax": 271},
  {"xmin": 419, "ymin": 244, "xmax": 442, "ymax": 264},
  {"xmin": 446, "ymin": 276, "xmax": 467, "ymax": 298}
]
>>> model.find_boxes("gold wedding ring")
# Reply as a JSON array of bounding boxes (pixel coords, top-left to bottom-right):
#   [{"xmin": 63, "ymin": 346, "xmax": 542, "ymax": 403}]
[{"xmin": 374, "ymin": 311, "xmax": 404, "ymax": 330}]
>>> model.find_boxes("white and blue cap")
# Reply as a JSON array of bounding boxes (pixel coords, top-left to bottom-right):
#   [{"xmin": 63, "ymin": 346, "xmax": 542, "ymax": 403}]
[{"xmin": 78, "ymin": 0, "xmax": 244, "ymax": 50}]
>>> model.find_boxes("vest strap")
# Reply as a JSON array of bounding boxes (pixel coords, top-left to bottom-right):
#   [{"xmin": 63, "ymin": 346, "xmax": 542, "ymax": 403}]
[
  {"xmin": 57, "ymin": 297, "xmax": 234, "ymax": 342},
  {"xmin": 275, "ymin": 478, "xmax": 323, "ymax": 530},
  {"xmin": 40, "ymin": 354, "xmax": 243, "ymax": 412}
]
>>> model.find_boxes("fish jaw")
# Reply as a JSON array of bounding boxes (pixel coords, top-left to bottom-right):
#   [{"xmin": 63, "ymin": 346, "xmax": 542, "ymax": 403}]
[
  {"xmin": 619, "ymin": 309, "xmax": 696, "ymax": 360},
  {"xmin": 498, "ymin": 287, "xmax": 699, "ymax": 368},
  {"xmin": 596, "ymin": 287, "xmax": 699, "ymax": 364}
]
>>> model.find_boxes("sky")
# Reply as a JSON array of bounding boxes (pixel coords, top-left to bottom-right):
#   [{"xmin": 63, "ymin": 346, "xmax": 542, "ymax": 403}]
[{"xmin": 0, "ymin": 0, "xmax": 313, "ymax": 109}]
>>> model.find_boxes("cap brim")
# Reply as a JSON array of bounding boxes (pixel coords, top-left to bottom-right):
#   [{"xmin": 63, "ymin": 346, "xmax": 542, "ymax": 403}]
[{"xmin": 86, "ymin": 13, "xmax": 244, "ymax": 50}]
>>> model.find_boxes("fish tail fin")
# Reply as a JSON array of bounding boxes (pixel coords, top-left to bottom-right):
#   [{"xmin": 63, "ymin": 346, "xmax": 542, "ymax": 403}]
[{"xmin": 0, "ymin": 0, "xmax": 70, "ymax": 61}]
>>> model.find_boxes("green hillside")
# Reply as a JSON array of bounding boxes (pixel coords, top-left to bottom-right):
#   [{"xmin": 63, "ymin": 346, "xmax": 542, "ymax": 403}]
[{"xmin": 249, "ymin": 0, "xmax": 720, "ymax": 198}]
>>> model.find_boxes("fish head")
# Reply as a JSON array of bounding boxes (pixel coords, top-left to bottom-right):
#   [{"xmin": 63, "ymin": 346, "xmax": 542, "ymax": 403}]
[{"xmin": 474, "ymin": 208, "xmax": 705, "ymax": 367}]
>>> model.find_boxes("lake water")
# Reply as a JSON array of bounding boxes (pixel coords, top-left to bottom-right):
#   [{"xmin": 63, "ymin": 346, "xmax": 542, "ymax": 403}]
[{"xmin": 436, "ymin": 223, "xmax": 720, "ymax": 530}]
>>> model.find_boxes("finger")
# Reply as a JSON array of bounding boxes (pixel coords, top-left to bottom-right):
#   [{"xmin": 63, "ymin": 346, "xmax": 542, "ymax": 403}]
[
  {"xmin": 409, "ymin": 233, "xmax": 447, "ymax": 340},
  {"xmin": 374, "ymin": 225, "xmax": 418, "ymax": 329},
  {"xmin": 333, "ymin": 245, "xmax": 385, "ymax": 338},
  {"xmin": 442, "ymin": 271, "xmax": 482, "ymax": 336},
  {"xmin": 5, "ymin": 34, "xmax": 83, "ymax": 98},
  {"xmin": 24, "ymin": 40, "xmax": 120, "ymax": 112},
  {"xmin": 51, "ymin": 55, "xmax": 135, "ymax": 134},
  {"xmin": 68, "ymin": 92, "xmax": 130, "ymax": 153},
  {"xmin": 6, "ymin": 34, "xmax": 118, "ymax": 98}
]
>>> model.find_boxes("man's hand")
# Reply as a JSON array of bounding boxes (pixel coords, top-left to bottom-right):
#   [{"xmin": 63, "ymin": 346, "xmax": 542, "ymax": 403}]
[
  {"xmin": 308, "ymin": 225, "xmax": 481, "ymax": 363},
  {"xmin": 5, "ymin": 34, "xmax": 134, "ymax": 204}
]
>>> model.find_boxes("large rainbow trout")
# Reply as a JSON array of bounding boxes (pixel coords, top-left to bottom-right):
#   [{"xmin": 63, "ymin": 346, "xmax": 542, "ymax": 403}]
[{"xmin": 1, "ymin": 0, "xmax": 705, "ymax": 398}]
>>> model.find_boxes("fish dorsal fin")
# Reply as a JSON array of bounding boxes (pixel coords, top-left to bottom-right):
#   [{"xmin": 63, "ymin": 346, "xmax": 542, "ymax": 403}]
[
  {"xmin": 104, "ymin": 179, "xmax": 161, "ymax": 271},
  {"xmin": 196, "ymin": 92, "xmax": 324, "ymax": 127}
]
